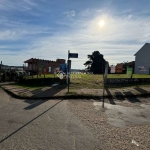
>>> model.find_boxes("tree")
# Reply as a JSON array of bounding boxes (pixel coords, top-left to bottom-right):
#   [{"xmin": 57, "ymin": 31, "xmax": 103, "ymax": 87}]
[{"xmin": 84, "ymin": 51, "xmax": 106, "ymax": 74}]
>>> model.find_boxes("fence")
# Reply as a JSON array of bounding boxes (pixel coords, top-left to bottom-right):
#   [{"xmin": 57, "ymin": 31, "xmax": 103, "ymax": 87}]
[{"xmin": 106, "ymin": 78, "xmax": 150, "ymax": 84}]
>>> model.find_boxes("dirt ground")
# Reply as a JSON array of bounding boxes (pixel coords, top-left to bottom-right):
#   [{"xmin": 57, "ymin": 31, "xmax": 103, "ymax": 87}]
[{"xmin": 67, "ymin": 98, "xmax": 150, "ymax": 150}]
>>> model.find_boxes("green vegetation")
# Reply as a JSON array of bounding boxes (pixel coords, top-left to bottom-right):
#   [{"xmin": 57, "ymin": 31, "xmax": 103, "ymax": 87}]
[
  {"xmin": 24, "ymin": 73, "xmax": 150, "ymax": 79},
  {"xmin": 25, "ymin": 74, "xmax": 56, "ymax": 79},
  {"xmin": 70, "ymin": 74, "xmax": 103, "ymax": 89},
  {"xmin": 20, "ymin": 73, "xmax": 150, "ymax": 90},
  {"xmin": 70, "ymin": 74, "xmax": 150, "ymax": 89},
  {"xmin": 84, "ymin": 51, "xmax": 105, "ymax": 74}
]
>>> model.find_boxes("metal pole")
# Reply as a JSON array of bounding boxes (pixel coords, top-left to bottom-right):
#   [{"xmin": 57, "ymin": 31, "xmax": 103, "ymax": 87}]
[
  {"xmin": 0, "ymin": 61, "xmax": 2, "ymax": 82},
  {"xmin": 131, "ymin": 63, "xmax": 133, "ymax": 79},
  {"xmin": 102, "ymin": 60, "xmax": 105, "ymax": 108},
  {"xmin": 32, "ymin": 58, "xmax": 33, "ymax": 79},
  {"xmin": 53, "ymin": 66, "xmax": 54, "ymax": 83},
  {"xmin": 0, "ymin": 61, "xmax": 2, "ymax": 74},
  {"xmin": 68, "ymin": 50, "xmax": 70, "ymax": 93}
]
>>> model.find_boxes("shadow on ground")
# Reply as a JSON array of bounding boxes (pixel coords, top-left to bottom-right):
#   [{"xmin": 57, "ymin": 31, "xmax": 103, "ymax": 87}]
[
  {"xmin": 31, "ymin": 85, "xmax": 67, "ymax": 98},
  {"xmin": 23, "ymin": 100, "xmax": 49, "ymax": 110},
  {"xmin": 134, "ymin": 86, "xmax": 149, "ymax": 94},
  {"xmin": 105, "ymin": 88, "xmax": 116, "ymax": 105},
  {"xmin": 114, "ymin": 92, "xmax": 125, "ymax": 101},
  {"xmin": 123, "ymin": 91, "xmax": 141, "ymax": 103},
  {"xmin": 0, "ymin": 100, "xmax": 62, "ymax": 144}
]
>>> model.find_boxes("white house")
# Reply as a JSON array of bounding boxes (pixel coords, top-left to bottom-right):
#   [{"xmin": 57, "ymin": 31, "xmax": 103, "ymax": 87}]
[{"xmin": 134, "ymin": 43, "xmax": 150, "ymax": 74}]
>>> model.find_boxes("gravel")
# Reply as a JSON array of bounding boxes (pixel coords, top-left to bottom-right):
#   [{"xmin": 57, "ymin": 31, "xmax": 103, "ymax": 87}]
[{"xmin": 67, "ymin": 99, "xmax": 150, "ymax": 150}]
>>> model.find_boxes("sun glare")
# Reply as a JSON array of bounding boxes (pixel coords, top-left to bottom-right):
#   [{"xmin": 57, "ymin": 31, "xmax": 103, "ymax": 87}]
[{"xmin": 99, "ymin": 20, "xmax": 105, "ymax": 27}]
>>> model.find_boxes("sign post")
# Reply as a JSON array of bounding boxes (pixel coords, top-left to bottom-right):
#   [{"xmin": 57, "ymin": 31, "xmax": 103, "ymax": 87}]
[
  {"xmin": 0, "ymin": 61, "xmax": 2, "ymax": 81},
  {"xmin": 0, "ymin": 61, "xmax": 2, "ymax": 74},
  {"xmin": 67, "ymin": 51, "xmax": 78, "ymax": 93},
  {"xmin": 102, "ymin": 61, "xmax": 108, "ymax": 108}
]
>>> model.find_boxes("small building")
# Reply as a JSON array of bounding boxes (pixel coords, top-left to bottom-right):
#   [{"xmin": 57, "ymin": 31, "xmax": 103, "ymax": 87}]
[
  {"xmin": 116, "ymin": 63, "xmax": 123, "ymax": 73},
  {"xmin": 134, "ymin": 43, "xmax": 150, "ymax": 74},
  {"xmin": 24, "ymin": 58, "xmax": 66, "ymax": 75},
  {"xmin": 110, "ymin": 66, "xmax": 116, "ymax": 73}
]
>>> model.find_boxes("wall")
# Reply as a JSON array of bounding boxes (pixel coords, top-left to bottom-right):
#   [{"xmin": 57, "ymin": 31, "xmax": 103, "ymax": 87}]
[
  {"xmin": 25, "ymin": 58, "xmax": 66, "ymax": 75},
  {"xmin": 134, "ymin": 44, "xmax": 150, "ymax": 74}
]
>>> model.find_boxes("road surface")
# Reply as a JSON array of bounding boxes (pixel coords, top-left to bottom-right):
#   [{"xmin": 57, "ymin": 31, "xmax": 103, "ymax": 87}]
[
  {"xmin": 0, "ymin": 87, "xmax": 150, "ymax": 150},
  {"xmin": 0, "ymin": 88, "xmax": 102, "ymax": 150}
]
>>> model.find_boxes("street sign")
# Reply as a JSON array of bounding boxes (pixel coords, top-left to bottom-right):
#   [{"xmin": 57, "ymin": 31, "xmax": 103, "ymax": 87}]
[
  {"xmin": 60, "ymin": 64, "xmax": 67, "ymax": 73},
  {"xmin": 69, "ymin": 53, "xmax": 78, "ymax": 58}
]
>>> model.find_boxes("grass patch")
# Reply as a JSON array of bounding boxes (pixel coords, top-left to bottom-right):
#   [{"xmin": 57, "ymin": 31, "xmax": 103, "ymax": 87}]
[
  {"xmin": 18, "ymin": 74, "xmax": 150, "ymax": 90},
  {"xmin": 25, "ymin": 74, "xmax": 58, "ymax": 79},
  {"xmin": 14, "ymin": 83, "xmax": 48, "ymax": 89},
  {"xmin": 70, "ymin": 74, "xmax": 104, "ymax": 89},
  {"xmin": 65, "ymin": 90, "xmax": 78, "ymax": 95},
  {"xmin": 69, "ymin": 74, "xmax": 150, "ymax": 89}
]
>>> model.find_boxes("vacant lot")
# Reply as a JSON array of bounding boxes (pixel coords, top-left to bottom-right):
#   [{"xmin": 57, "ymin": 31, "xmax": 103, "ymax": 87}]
[
  {"xmin": 17, "ymin": 74, "xmax": 150, "ymax": 91},
  {"xmin": 69, "ymin": 74, "xmax": 150, "ymax": 89},
  {"xmin": 25, "ymin": 73, "xmax": 150, "ymax": 79}
]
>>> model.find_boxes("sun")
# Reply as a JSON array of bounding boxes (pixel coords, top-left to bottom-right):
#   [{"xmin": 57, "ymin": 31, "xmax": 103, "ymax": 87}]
[{"xmin": 98, "ymin": 20, "xmax": 105, "ymax": 27}]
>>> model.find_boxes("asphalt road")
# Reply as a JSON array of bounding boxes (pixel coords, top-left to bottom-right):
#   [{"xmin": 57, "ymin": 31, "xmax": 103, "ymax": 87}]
[
  {"xmin": 1, "ymin": 87, "xmax": 150, "ymax": 150},
  {"xmin": 0, "ymin": 88, "xmax": 101, "ymax": 150}
]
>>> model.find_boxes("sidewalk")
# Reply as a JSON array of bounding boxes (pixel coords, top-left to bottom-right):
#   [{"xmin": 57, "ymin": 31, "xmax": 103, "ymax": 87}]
[{"xmin": 0, "ymin": 82, "xmax": 150, "ymax": 99}]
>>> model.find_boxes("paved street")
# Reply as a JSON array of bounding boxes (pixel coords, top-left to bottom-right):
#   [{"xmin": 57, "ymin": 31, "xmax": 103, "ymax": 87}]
[
  {"xmin": 0, "ymin": 88, "xmax": 101, "ymax": 150},
  {"xmin": 0, "ymin": 87, "xmax": 150, "ymax": 150}
]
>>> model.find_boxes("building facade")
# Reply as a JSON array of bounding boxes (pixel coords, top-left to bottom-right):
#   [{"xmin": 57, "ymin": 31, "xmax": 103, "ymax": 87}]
[
  {"xmin": 24, "ymin": 58, "xmax": 66, "ymax": 75},
  {"xmin": 134, "ymin": 43, "xmax": 150, "ymax": 74},
  {"xmin": 116, "ymin": 63, "xmax": 123, "ymax": 73}
]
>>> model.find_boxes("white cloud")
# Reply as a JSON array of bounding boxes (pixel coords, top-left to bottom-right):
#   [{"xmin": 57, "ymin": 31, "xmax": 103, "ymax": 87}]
[
  {"xmin": 0, "ymin": 7, "xmax": 150, "ymax": 69},
  {"xmin": 23, "ymin": 0, "xmax": 37, "ymax": 6},
  {"xmin": 63, "ymin": 10, "xmax": 76, "ymax": 18},
  {"xmin": 123, "ymin": 14, "xmax": 132, "ymax": 20},
  {"xmin": 80, "ymin": 8, "xmax": 90, "ymax": 16}
]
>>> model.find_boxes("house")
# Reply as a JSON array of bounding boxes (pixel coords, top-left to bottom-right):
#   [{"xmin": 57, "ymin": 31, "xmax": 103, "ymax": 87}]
[
  {"xmin": 134, "ymin": 43, "xmax": 150, "ymax": 74},
  {"xmin": 24, "ymin": 58, "xmax": 66, "ymax": 75}
]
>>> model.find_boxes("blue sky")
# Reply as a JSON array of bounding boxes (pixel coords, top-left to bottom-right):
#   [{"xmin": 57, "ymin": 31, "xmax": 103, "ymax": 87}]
[{"xmin": 0, "ymin": 0, "xmax": 150, "ymax": 69}]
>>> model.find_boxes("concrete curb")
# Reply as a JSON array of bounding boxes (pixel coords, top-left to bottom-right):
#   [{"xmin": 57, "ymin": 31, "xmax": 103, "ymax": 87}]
[{"xmin": 1, "ymin": 86, "xmax": 150, "ymax": 100}]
